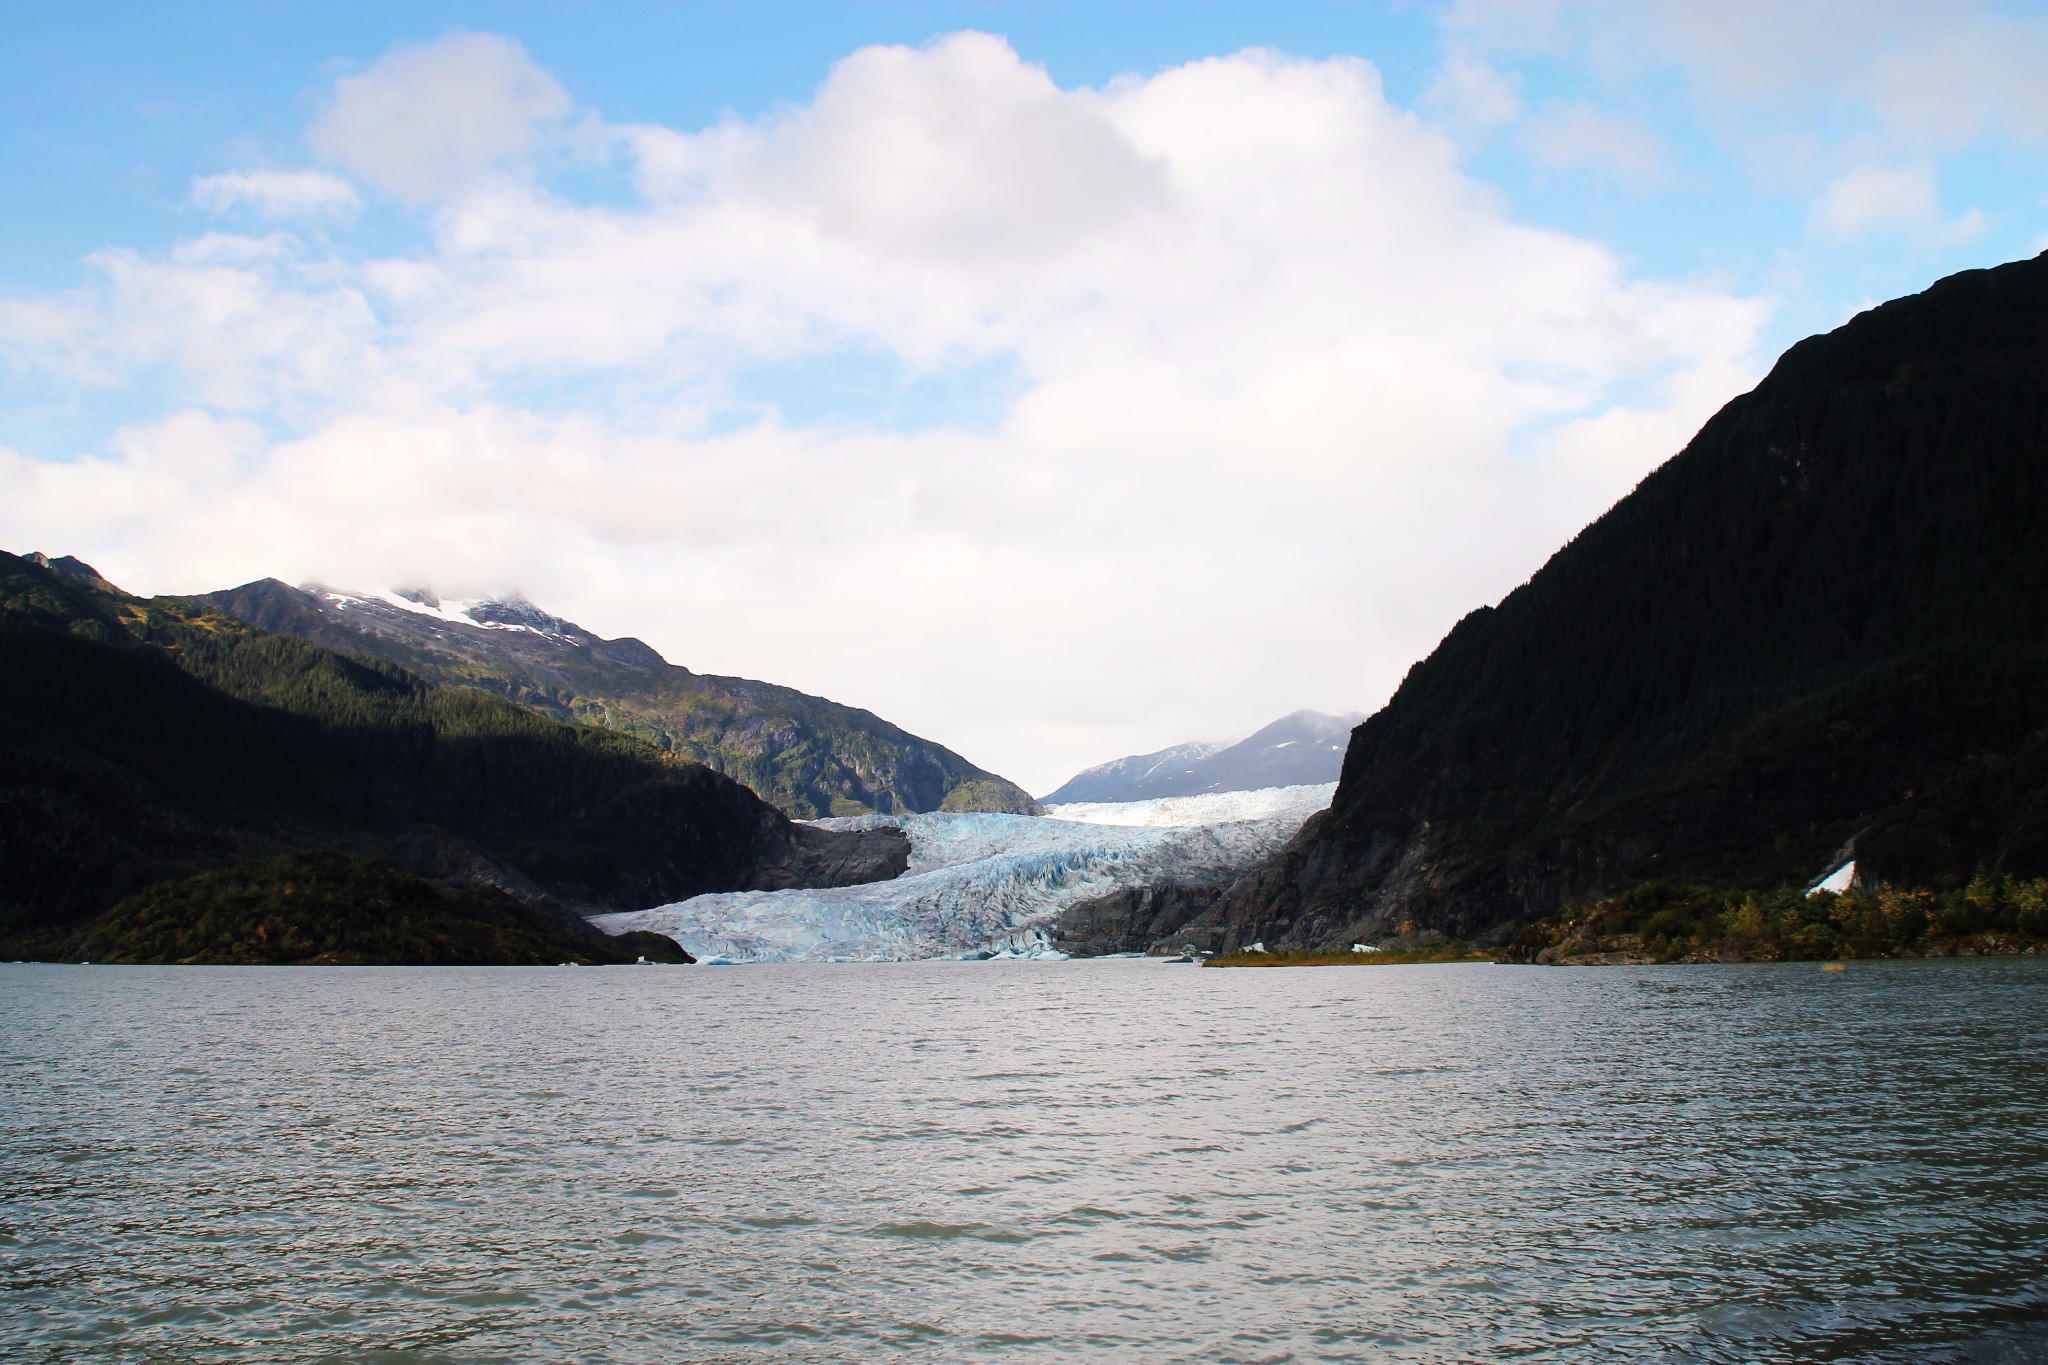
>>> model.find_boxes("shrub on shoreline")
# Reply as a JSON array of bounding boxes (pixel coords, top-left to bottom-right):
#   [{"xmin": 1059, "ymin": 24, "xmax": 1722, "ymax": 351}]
[{"xmin": 1507, "ymin": 875, "xmax": 2048, "ymax": 964}]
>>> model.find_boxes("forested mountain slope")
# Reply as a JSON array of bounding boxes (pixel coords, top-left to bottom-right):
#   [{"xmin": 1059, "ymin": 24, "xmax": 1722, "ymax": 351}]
[
  {"xmin": 203, "ymin": 580, "xmax": 1037, "ymax": 819},
  {"xmin": 0, "ymin": 553, "xmax": 904, "ymax": 958},
  {"xmin": 1197, "ymin": 251, "xmax": 2048, "ymax": 951}
]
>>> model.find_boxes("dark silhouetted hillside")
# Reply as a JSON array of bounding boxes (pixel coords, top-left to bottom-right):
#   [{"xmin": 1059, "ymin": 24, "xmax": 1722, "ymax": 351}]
[
  {"xmin": 0, "ymin": 553, "xmax": 905, "ymax": 959},
  {"xmin": 1194, "ymin": 252, "xmax": 2048, "ymax": 950}
]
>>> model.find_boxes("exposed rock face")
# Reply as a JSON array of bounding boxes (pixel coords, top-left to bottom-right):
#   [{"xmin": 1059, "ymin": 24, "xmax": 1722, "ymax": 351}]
[
  {"xmin": 25, "ymin": 553, "xmax": 118, "ymax": 592},
  {"xmin": 387, "ymin": 825, "xmax": 577, "ymax": 923},
  {"xmin": 1207, "ymin": 252, "xmax": 2048, "ymax": 951},
  {"xmin": 754, "ymin": 821, "xmax": 911, "ymax": 891},
  {"xmin": 1052, "ymin": 883, "xmax": 1226, "ymax": 956}
]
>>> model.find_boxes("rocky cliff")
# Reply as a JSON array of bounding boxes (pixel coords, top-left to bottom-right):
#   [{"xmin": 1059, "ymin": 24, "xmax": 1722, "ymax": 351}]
[{"xmin": 1051, "ymin": 883, "xmax": 1225, "ymax": 956}]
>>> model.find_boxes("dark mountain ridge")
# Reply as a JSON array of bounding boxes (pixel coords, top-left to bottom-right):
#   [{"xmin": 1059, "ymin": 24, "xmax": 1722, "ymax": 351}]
[
  {"xmin": 204, "ymin": 579, "xmax": 1038, "ymax": 820},
  {"xmin": 1043, "ymin": 709, "xmax": 1362, "ymax": 803},
  {"xmin": 1191, "ymin": 251, "xmax": 2048, "ymax": 951},
  {"xmin": 0, "ymin": 552, "xmax": 905, "ymax": 958}
]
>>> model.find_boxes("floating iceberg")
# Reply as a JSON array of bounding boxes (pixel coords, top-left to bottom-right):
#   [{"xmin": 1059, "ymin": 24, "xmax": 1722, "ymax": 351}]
[{"xmin": 589, "ymin": 783, "xmax": 1336, "ymax": 963}]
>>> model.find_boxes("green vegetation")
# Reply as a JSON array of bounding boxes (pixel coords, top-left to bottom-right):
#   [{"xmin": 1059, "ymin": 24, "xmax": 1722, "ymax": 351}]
[
  {"xmin": 0, "ymin": 552, "xmax": 816, "ymax": 957},
  {"xmin": 1221, "ymin": 252, "xmax": 2048, "ymax": 948},
  {"xmin": 1508, "ymin": 877, "xmax": 2048, "ymax": 964},
  {"xmin": 80, "ymin": 852, "xmax": 695, "ymax": 965},
  {"xmin": 1205, "ymin": 942, "xmax": 1494, "ymax": 967},
  {"xmin": 937, "ymin": 778, "xmax": 1037, "ymax": 813},
  {"xmin": 203, "ymin": 579, "xmax": 1040, "ymax": 819}
]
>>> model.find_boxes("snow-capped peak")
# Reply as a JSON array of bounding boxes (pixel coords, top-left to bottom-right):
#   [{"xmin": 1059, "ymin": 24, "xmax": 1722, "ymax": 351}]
[{"xmin": 315, "ymin": 585, "xmax": 576, "ymax": 642}]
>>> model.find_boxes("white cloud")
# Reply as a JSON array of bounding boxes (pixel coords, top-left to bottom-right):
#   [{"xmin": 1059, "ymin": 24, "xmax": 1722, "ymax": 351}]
[
  {"xmin": 1448, "ymin": 2, "xmax": 2048, "ymax": 154},
  {"xmin": 1422, "ymin": 48, "xmax": 1523, "ymax": 137},
  {"xmin": 0, "ymin": 33, "xmax": 1765, "ymax": 792},
  {"xmin": 1810, "ymin": 164, "xmax": 1938, "ymax": 239},
  {"xmin": 1520, "ymin": 100, "xmax": 1668, "ymax": 183},
  {"xmin": 307, "ymin": 31, "xmax": 569, "ymax": 202},
  {"xmin": 744, "ymin": 31, "xmax": 1171, "ymax": 262},
  {"xmin": 1863, "ymin": 15, "xmax": 2048, "ymax": 147},
  {"xmin": 190, "ymin": 170, "xmax": 360, "ymax": 219},
  {"xmin": 1806, "ymin": 163, "xmax": 1982, "ymax": 243},
  {"xmin": 2, "ymin": 236, "xmax": 378, "ymax": 410}
]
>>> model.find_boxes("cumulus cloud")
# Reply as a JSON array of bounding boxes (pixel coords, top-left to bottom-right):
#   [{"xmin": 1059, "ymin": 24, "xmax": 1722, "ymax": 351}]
[
  {"xmin": 308, "ymin": 31, "xmax": 570, "ymax": 201},
  {"xmin": 190, "ymin": 170, "xmax": 360, "ymax": 219},
  {"xmin": 0, "ymin": 33, "xmax": 1765, "ymax": 791}
]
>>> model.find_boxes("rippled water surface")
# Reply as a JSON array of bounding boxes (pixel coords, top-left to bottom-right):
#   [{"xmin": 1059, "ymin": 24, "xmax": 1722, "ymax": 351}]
[{"xmin": 5, "ymin": 958, "xmax": 2048, "ymax": 1363}]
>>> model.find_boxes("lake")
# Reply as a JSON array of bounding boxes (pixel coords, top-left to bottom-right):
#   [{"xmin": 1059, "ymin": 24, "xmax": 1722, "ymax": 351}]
[{"xmin": 4, "ymin": 957, "xmax": 2047, "ymax": 1362}]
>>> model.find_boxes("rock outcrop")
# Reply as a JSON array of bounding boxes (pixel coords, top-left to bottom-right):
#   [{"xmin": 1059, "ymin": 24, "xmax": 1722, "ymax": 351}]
[{"xmin": 1052, "ymin": 883, "xmax": 1226, "ymax": 956}]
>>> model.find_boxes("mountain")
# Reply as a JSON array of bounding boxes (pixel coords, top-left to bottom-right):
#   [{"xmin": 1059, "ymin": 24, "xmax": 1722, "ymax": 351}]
[
  {"xmin": 1041, "ymin": 741, "xmax": 1222, "ymax": 804},
  {"xmin": 1186, "ymin": 251, "xmax": 2048, "ymax": 952},
  {"xmin": 1042, "ymin": 710, "xmax": 1361, "ymax": 803},
  {"xmin": 202, "ymin": 580, "xmax": 1038, "ymax": 820},
  {"xmin": 0, "ymin": 551, "xmax": 906, "ymax": 959}
]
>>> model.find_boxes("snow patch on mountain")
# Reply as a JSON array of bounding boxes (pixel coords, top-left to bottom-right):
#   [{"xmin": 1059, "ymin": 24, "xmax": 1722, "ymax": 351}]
[
  {"xmin": 1041, "ymin": 710, "xmax": 1361, "ymax": 803},
  {"xmin": 589, "ymin": 783, "xmax": 1336, "ymax": 963},
  {"xmin": 318, "ymin": 587, "xmax": 570, "ymax": 640}
]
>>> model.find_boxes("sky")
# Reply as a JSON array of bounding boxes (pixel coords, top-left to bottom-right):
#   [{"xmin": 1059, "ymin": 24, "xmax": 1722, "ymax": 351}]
[{"xmin": 2, "ymin": 2, "xmax": 2045, "ymax": 796}]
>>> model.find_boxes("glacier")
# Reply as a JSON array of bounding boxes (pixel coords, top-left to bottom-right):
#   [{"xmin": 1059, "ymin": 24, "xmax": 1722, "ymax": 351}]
[{"xmin": 588, "ymin": 783, "xmax": 1336, "ymax": 963}]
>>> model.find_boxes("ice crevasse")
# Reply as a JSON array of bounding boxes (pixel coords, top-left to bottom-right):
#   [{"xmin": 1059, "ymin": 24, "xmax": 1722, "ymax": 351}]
[{"xmin": 588, "ymin": 783, "xmax": 1337, "ymax": 963}]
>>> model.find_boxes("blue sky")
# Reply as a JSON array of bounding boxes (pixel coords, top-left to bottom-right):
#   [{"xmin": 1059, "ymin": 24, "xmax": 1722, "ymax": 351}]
[{"xmin": 2, "ymin": 2, "xmax": 2045, "ymax": 790}]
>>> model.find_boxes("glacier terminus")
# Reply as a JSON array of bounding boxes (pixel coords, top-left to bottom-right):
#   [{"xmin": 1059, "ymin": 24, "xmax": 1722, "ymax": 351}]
[{"xmin": 589, "ymin": 784, "xmax": 1336, "ymax": 962}]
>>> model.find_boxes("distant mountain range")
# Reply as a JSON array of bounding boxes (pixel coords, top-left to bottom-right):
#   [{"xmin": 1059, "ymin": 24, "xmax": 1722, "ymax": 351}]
[
  {"xmin": 1042, "ymin": 710, "xmax": 1362, "ymax": 804},
  {"xmin": 202, "ymin": 580, "xmax": 1038, "ymax": 820},
  {"xmin": 0, "ymin": 552, "xmax": 905, "ymax": 962},
  {"xmin": 1191, "ymin": 251, "xmax": 2048, "ymax": 953}
]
